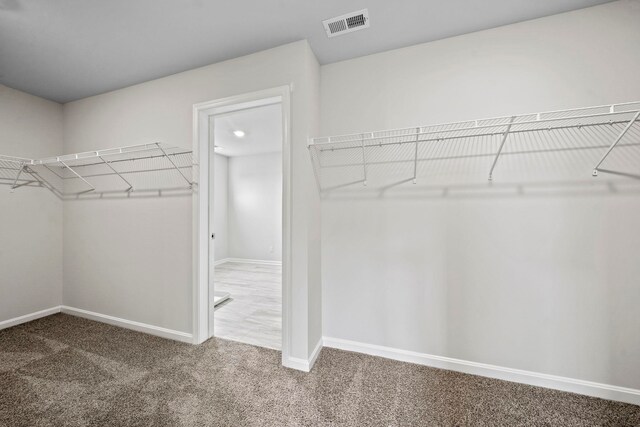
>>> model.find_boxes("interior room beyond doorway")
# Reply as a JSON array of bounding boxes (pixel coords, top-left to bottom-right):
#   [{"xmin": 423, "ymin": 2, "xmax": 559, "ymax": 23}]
[{"xmin": 211, "ymin": 102, "xmax": 283, "ymax": 350}]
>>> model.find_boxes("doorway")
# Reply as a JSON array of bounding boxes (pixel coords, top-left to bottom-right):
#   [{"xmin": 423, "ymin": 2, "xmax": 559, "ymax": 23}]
[
  {"xmin": 211, "ymin": 102, "xmax": 283, "ymax": 350},
  {"xmin": 192, "ymin": 87, "xmax": 292, "ymax": 364}
]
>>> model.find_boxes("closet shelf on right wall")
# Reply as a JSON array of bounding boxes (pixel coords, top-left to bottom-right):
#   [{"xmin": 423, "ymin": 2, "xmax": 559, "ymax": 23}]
[{"xmin": 308, "ymin": 101, "xmax": 640, "ymax": 197}]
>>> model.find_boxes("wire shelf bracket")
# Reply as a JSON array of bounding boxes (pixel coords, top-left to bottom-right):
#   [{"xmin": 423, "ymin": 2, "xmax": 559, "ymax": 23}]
[
  {"xmin": 592, "ymin": 110, "xmax": 640, "ymax": 177},
  {"xmin": 488, "ymin": 116, "xmax": 516, "ymax": 181},
  {"xmin": 155, "ymin": 142, "xmax": 193, "ymax": 188},
  {"xmin": 361, "ymin": 134, "xmax": 368, "ymax": 186},
  {"xmin": 412, "ymin": 127, "xmax": 419, "ymax": 184},
  {"xmin": 59, "ymin": 159, "xmax": 96, "ymax": 193},
  {"xmin": 10, "ymin": 162, "xmax": 26, "ymax": 192}
]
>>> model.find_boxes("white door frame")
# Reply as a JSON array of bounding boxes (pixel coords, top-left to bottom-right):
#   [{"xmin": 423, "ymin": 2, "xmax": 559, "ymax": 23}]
[{"xmin": 191, "ymin": 86, "xmax": 292, "ymax": 366}]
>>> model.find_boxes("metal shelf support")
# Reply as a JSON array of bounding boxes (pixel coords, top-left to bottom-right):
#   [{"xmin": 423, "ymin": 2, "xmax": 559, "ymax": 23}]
[
  {"xmin": 98, "ymin": 155, "xmax": 133, "ymax": 192},
  {"xmin": 413, "ymin": 127, "xmax": 419, "ymax": 184},
  {"xmin": 156, "ymin": 143, "xmax": 192, "ymax": 187},
  {"xmin": 361, "ymin": 134, "xmax": 368, "ymax": 186},
  {"xmin": 592, "ymin": 110, "xmax": 640, "ymax": 176},
  {"xmin": 10, "ymin": 163, "xmax": 25, "ymax": 191},
  {"xmin": 488, "ymin": 116, "xmax": 516, "ymax": 181},
  {"xmin": 59, "ymin": 160, "xmax": 95, "ymax": 192}
]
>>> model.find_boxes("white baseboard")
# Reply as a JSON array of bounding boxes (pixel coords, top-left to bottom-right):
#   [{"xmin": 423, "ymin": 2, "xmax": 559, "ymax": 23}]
[
  {"xmin": 213, "ymin": 258, "xmax": 230, "ymax": 266},
  {"xmin": 323, "ymin": 336, "xmax": 640, "ymax": 406},
  {"xmin": 282, "ymin": 356, "xmax": 312, "ymax": 372},
  {"xmin": 223, "ymin": 258, "xmax": 282, "ymax": 266},
  {"xmin": 0, "ymin": 306, "xmax": 62, "ymax": 330},
  {"xmin": 61, "ymin": 306, "xmax": 193, "ymax": 344},
  {"xmin": 283, "ymin": 338, "xmax": 324, "ymax": 372},
  {"xmin": 308, "ymin": 338, "xmax": 323, "ymax": 370}
]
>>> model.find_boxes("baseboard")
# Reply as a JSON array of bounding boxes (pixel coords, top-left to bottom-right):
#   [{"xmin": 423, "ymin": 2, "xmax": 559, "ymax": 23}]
[
  {"xmin": 282, "ymin": 338, "xmax": 324, "ymax": 372},
  {"xmin": 224, "ymin": 258, "xmax": 282, "ymax": 266},
  {"xmin": 0, "ymin": 306, "xmax": 62, "ymax": 330},
  {"xmin": 308, "ymin": 338, "xmax": 323, "ymax": 370},
  {"xmin": 282, "ymin": 356, "xmax": 312, "ymax": 372},
  {"xmin": 322, "ymin": 336, "xmax": 640, "ymax": 406},
  {"xmin": 61, "ymin": 306, "xmax": 193, "ymax": 344},
  {"xmin": 213, "ymin": 258, "xmax": 230, "ymax": 266}
]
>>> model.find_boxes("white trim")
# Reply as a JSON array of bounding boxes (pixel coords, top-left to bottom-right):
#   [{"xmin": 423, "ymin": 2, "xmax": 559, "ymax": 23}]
[
  {"xmin": 192, "ymin": 86, "xmax": 292, "ymax": 365},
  {"xmin": 213, "ymin": 258, "xmax": 230, "ymax": 266},
  {"xmin": 0, "ymin": 306, "xmax": 62, "ymax": 330},
  {"xmin": 192, "ymin": 98, "xmax": 210, "ymax": 344},
  {"xmin": 223, "ymin": 258, "xmax": 282, "ymax": 266},
  {"xmin": 282, "ymin": 356, "xmax": 312, "ymax": 372},
  {"xmin": 280, "ymin": 87, "xmax": 293, "ymax": 370},
  {"xmin": 308, "ymin": 338, "xmax": 323, "ymax": 371},
  {"xmin": 283, "ymin": 338, "xmax": 323, "ymax": 373},
  {"xmin": 323, "ymin": 337, "xmax": 640, "ymax": 406},
  {"xmin": 61, "ymin": 306, "xmax": 193, "ymax": 344}
]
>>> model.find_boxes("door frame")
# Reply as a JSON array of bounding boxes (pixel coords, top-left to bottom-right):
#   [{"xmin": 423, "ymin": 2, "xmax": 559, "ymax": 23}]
[{"xmin": 191, "ymin": 86, "xmax": 292, "ymax": 367}]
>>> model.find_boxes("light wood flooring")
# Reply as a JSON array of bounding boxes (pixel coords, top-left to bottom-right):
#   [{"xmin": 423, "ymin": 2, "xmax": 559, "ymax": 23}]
[{"xmin": 213, "ymin": 261, "xmax": 281, "ymax": 350}]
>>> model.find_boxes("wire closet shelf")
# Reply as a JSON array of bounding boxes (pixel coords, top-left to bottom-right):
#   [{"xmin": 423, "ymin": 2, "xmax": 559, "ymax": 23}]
[
  {"xmin": 308, "ymin": 101, "xmax": 640, "ymax": 194},
  {"xmin": 0, "ymin": 143, "xmax": 193, "ymax": 198}
]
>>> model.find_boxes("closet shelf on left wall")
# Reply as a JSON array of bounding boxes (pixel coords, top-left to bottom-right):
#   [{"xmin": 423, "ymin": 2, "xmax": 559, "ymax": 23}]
[{"xmin": 0, "ymin": 143, "xmax": 193, "ymax": 199}]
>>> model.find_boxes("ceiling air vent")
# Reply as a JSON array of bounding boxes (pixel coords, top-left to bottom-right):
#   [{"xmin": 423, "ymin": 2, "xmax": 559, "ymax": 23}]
[{"xmin": 323, "ymin": 9, "xmax": 370, "ymax": 38}]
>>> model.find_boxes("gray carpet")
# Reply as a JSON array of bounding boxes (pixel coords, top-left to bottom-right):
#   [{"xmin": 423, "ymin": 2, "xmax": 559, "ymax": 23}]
[{"xmin": 1, "ymin": 314, "xmax": 638, "ymax": 426}]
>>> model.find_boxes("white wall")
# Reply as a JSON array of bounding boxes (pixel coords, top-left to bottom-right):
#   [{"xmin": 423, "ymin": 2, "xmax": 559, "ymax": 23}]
[
  {"xmin": 0, "ymin": 85, "xmax": 63, "ymax": 323},
  {"xmin": 213, "ymin": 151, "xmax": 283, "ymax": 263},
  {"xmin": 62, "ymin": 41, "xmax": 321, "ymax": 360},
  {"xmin": 320, "ymin": 0, "xmax": 640, "ymax": 391},
  {"xmin": 212, "ymin": 153, "xmax": 228, "ymax": 261},
  {"xmin": 228, "ymin": 152, "xmax": 282, "ymax": 262}
]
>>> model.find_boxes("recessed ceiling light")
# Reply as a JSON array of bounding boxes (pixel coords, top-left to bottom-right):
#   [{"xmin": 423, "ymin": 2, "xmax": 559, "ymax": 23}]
[{"xmin": 233, "ymin": 130, "xmax": 245, "ymax": 138}]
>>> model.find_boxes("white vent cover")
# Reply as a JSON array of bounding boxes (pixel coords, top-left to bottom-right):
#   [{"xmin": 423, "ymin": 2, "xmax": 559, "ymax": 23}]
[{"xmin": 323, "ymin": 9, "xmax": 370, "ymax": 38}]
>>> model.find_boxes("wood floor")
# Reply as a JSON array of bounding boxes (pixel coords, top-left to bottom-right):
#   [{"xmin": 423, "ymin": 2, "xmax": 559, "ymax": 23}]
[{"xmin": 213, "ymin": 261, "xmax": 281, "ymax": 350}]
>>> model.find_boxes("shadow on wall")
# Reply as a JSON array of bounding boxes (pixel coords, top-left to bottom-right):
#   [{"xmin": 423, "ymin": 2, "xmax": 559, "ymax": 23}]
[{"xmin": 321, "ymin": 179, "xmax": 640, "ymax": 201}]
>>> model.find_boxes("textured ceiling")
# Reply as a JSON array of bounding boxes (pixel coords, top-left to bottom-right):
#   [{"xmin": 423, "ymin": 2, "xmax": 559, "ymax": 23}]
[{"xmin": 0, "ymin": 0, "xmax": 613, "ymax": 103}]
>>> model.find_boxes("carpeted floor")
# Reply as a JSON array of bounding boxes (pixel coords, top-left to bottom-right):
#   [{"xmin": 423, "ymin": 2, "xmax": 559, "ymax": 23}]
[{"xmin": 1, "ymin": 314, "xmax": 638, "ymax": 426}]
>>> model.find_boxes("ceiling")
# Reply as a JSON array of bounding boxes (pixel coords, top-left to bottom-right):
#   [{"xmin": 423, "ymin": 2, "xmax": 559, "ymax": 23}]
[
  {"xmin": 213, "ymin": 103, "xmax": 282, "ymax": 157},
  {"xmin": 0, "ymin": 0, "xmax": 612, "ymax": 103}
]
